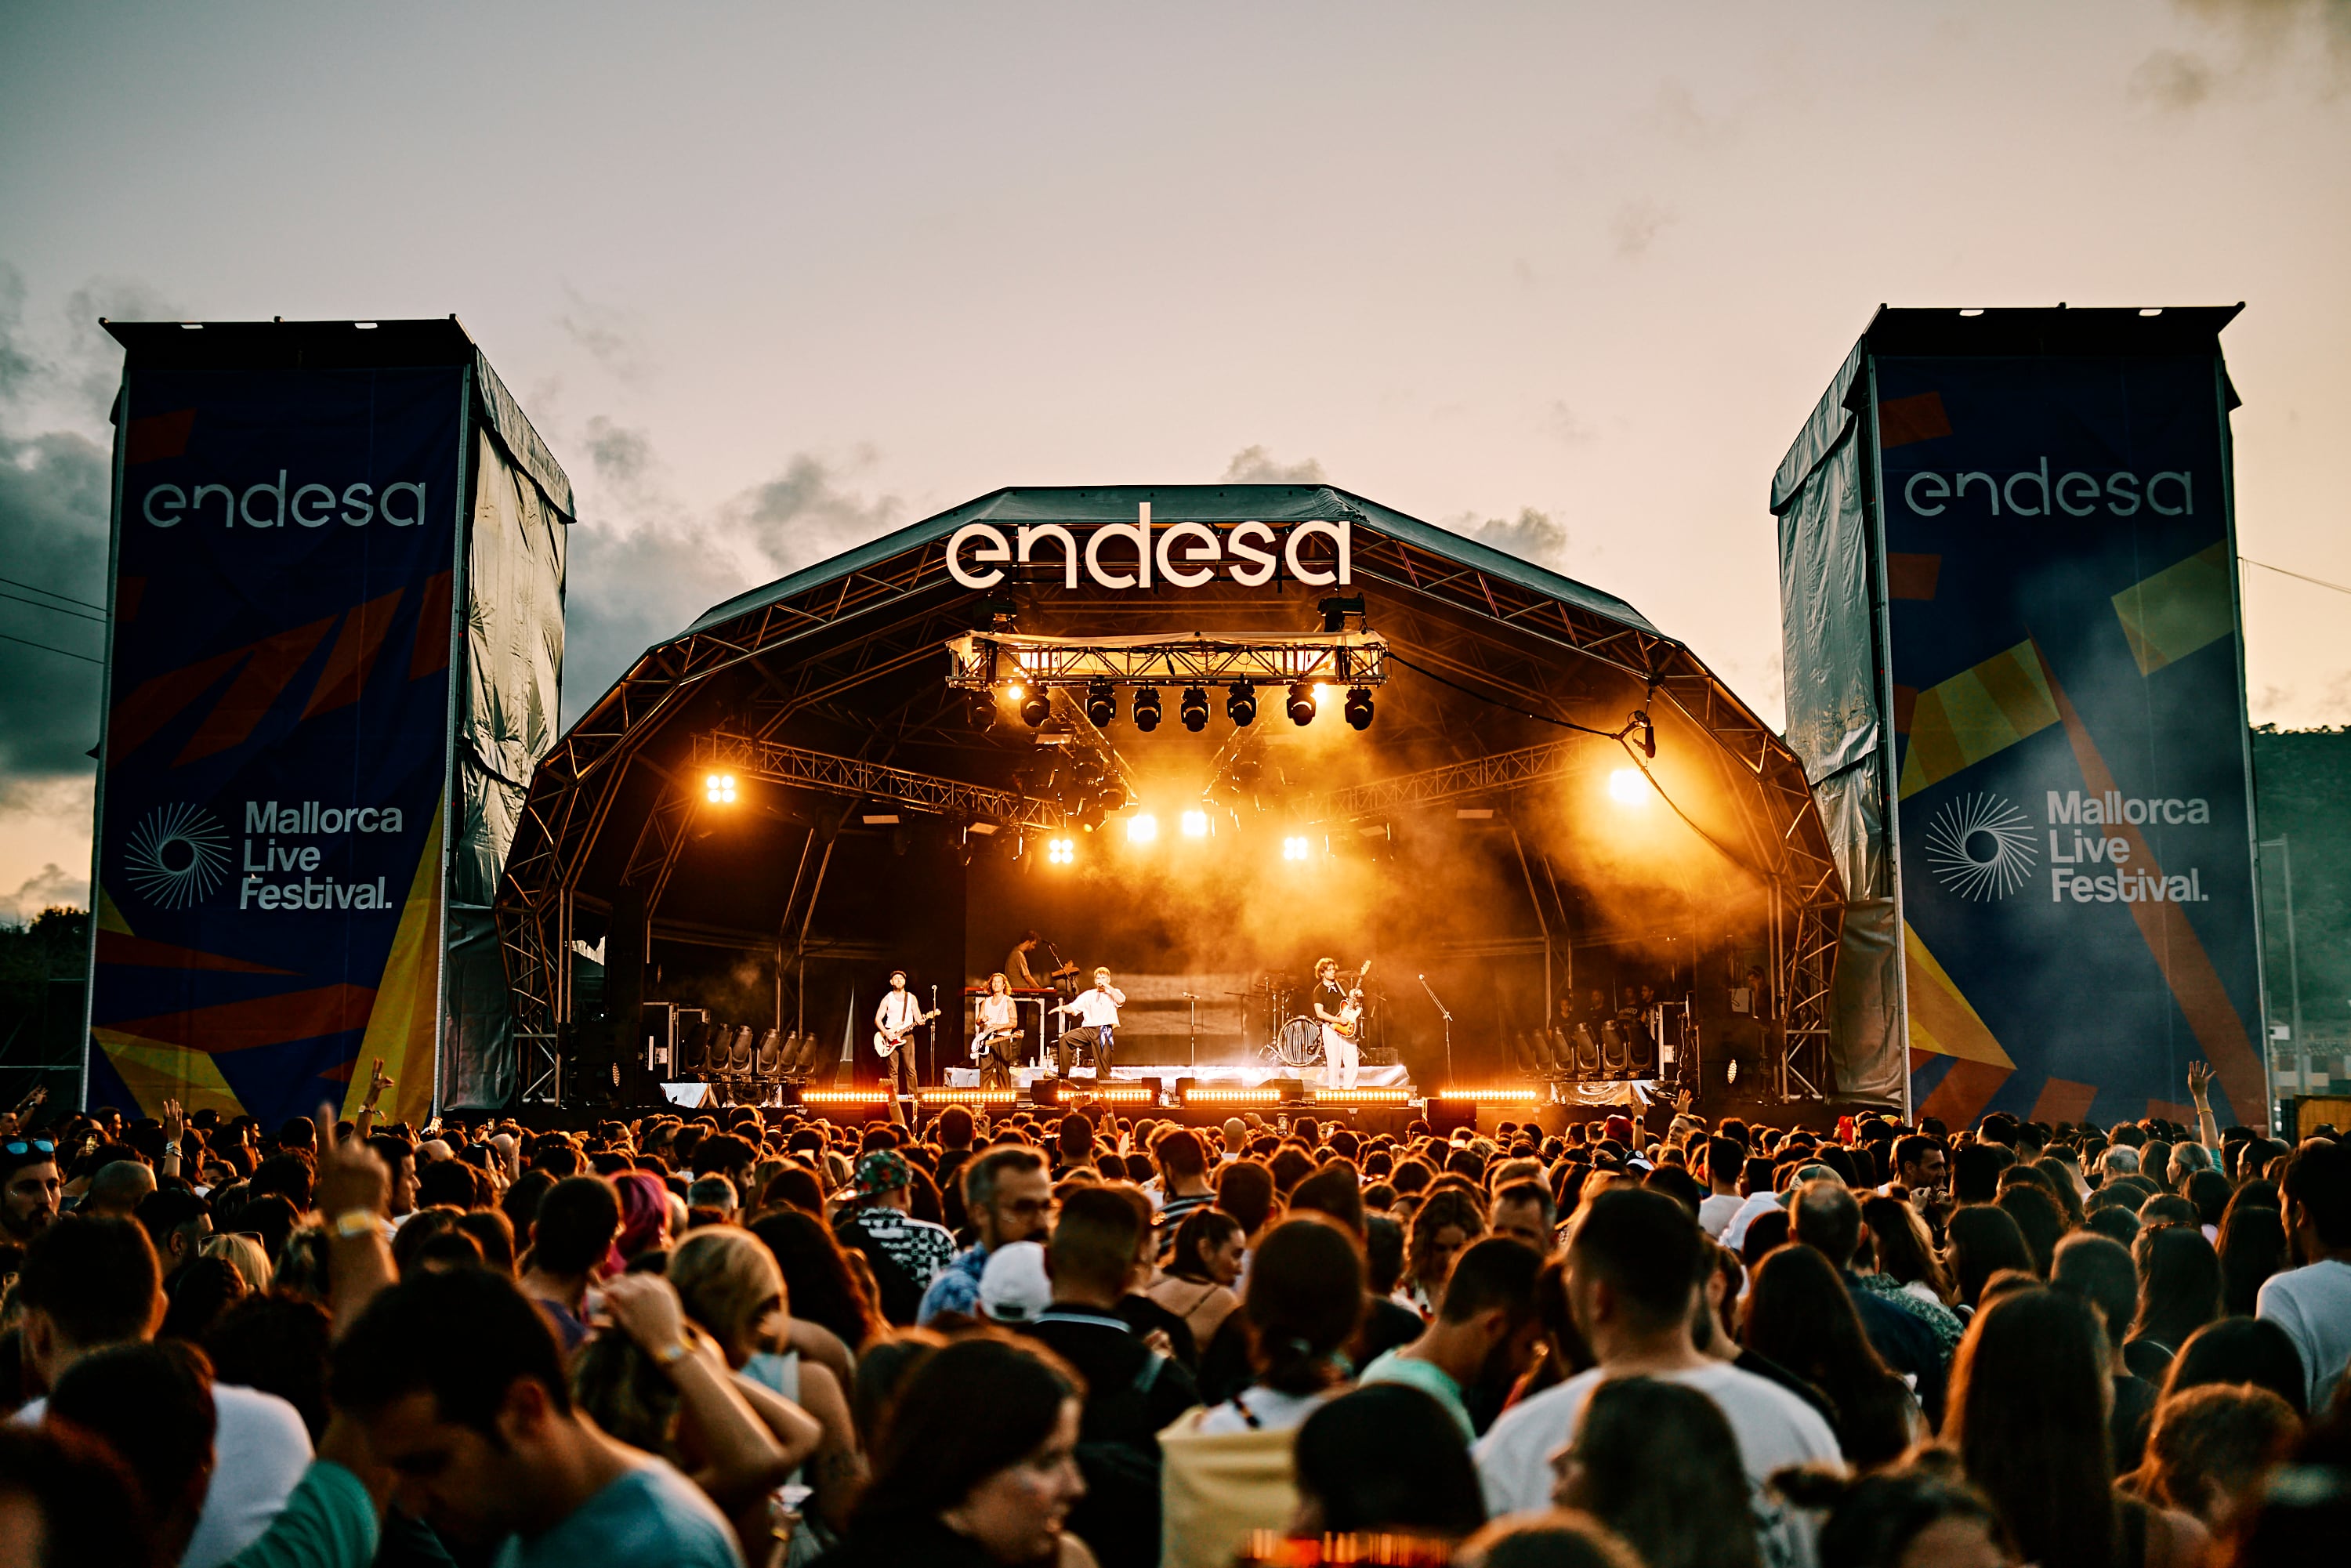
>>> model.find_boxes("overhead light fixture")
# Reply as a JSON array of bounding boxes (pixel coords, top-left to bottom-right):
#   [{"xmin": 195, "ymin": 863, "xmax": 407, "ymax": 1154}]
[
  {"xmin": 1020, "ymin": 690, "xmax": 1051, "ymax": 727},
  {"xmin": 1456, "ymin": 807, "xmax": 1493, "ymax": 820},
  {"xmin": 862, "ymin": 813, "xmax": 900, "ymax": 825},
  {"xmin": 1007, "ymin": 682, "xmax": 1026, "ymax": 700},
  {"xmin": 967, "ymin": 689, "xmax": 995, "ymax": 729},
  {"xmin": 1132, "ymin": 687, "xmax": 1163, "ymax": 732},
  {"xmin": 1180, "ymin": 808, "xmax": 1209, "ymax": 838},
  {"xmin": 1047, "ymin": 835, "xmax": 1076, "ymax": 864},
  {"xmin": 1608, "ymin": 768, "xmax": 1650, "ymax": 807},
  {"xmin": 1287, "ymin": 681, "xmax": 1316, "ymax": 726},
  {"xmin": 1085, "ymin": 679, "xmax": 1117, "ymax": 727},
  {"xmin": 1127, "ymin": 813, "xmax": 1158, "ymax": 844},
  {"xmin": 1226, "ymin": 682, "xmax": 1257, "ymax": 726},
  {"xmin": 1343, "ymin": 686, "xmax": 1374, "ymax": 730},
  {"xmin": 969, "ymin": 822, "xmax": 1001, "ymax": 836},
  {"xmin": 703, "ymin": 772, "xmax": 737, "ymax": 804},
  {"xmin": 1282, "ymin": 835, "xmax": 1312, "ymax": 861},
  {"xmin": 1179, "ymin": 686, "xmax": 1211, "ymax": 732}
]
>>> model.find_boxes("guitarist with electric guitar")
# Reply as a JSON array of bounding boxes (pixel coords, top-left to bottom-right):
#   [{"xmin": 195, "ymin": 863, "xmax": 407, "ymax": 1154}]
[
  {"xmin": 1311, "ymin": 957, "xmax": 1372, "ymax": 1091},
  {"xmin": 872, "ymin": 970, "xmax": 941, "ymax": 1100}
]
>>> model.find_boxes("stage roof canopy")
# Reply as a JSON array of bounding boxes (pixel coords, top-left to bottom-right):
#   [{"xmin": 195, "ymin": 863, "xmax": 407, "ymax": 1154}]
[{"xmin": 498, "ymin": 483, "xmax": 1844, "ymax": 1095}]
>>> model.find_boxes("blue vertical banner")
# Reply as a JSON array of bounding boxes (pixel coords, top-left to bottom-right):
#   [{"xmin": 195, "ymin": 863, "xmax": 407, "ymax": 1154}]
[
  {"xmin": 89, "ymin": 368, "xmax": 463, "ymax": 1128},
  {"xmin": 1875, "ymin": 356, "xmax": 2266, "ymax": 1128}
]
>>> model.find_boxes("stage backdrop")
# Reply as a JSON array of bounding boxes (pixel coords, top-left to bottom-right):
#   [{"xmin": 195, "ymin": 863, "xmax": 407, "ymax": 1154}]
[
  {"xmin": 87, "ymin": 324, "xmax": 570, "ymax": 1127},
  {"xmin": 1777, "ymin": 309, "xmax": 2268, "ymax": 1128}
]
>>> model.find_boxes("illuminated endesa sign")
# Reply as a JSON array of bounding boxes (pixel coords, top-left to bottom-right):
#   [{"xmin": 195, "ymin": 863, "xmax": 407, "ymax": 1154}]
[{"xmin": 946, "ymin": 503, "xmax": 1353, "ymax": 590}]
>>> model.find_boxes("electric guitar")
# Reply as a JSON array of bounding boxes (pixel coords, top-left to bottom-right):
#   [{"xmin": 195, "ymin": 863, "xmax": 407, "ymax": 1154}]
[
  {"xmin": 872, "ymin": 1008, "xmax": 941, "ymax": 1057},
  {"xmin": 1330, "ymin": 959, "xmax": 1372, "ymax": 1041}
]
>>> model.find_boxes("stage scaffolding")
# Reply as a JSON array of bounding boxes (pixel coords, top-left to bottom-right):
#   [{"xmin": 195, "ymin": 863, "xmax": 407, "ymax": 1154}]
[{"xmin": 498, "ymin": 486, "xmax": 1845, "ymax": 1106}]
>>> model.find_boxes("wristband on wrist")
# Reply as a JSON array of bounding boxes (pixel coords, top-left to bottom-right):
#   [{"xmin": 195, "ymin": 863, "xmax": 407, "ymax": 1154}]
[
  {"xmin": 331, "ymin": 1208, "xmax": 379, "ymax": 1240},
  {"xmin": 654, "ymin": 1339, "xmax": 694, "ymax": 1367}
]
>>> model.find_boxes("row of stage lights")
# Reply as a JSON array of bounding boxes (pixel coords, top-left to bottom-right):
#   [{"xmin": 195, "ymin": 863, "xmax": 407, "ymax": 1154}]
[
  {"xmin": 986, "ymin": 679, "xmax": 1373, "ymax": 733},
  {"xmin": 792, "ymin": 1084, "xmax": 1535, "ymax": 1109}
]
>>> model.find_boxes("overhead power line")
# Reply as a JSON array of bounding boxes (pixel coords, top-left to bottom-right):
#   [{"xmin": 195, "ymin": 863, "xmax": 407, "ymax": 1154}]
[
  {"xmin": 2241, "ymin": 556, "xmax": 2351, "ymax": 599},
  {"xmin": 0, "ymin": 631, "xmax": 102, "ymax": 665},
  {"xmin": 0, "ymin": 574, "xmax": 107, "ymax": 614},
  {"xmin": 0, "ymin": 588, "xmax": 106, "ymax": 625}
]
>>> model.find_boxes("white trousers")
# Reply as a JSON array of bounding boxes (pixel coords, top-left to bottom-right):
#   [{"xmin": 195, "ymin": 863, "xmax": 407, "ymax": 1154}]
[{"xmin": 1322, "ymin": 1023, "xmax": 1360, "ymax": 1089}]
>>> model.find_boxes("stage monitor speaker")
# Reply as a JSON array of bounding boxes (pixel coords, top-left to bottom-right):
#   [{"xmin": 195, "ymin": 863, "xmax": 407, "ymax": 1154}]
[
  {"xmin": 1425, "ymin": 1097, "xmax": 1476, "ymax": 1136},
  {"xmin": 1360, "ymin": 1046, "xmax": 1399, "ymax": 1066}
]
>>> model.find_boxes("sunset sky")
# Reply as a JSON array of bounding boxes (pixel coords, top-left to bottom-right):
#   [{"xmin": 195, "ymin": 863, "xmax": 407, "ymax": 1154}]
[{"xmin": 2, "ymin": 0, "xmax": 2346, "ymax": 919}]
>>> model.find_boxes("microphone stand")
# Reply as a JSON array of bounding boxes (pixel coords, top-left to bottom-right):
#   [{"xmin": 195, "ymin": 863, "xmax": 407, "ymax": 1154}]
[
  {"xmin": 1183, "ymin": 993, "xmax": 1200, "ymax": 1067},
  {"xmin": 926, "ymin": 984, "xmax": 937, "ymax": 1095},
  {"xmin": 1418, "ymin": 974, "xmax": 1454, "ymax": 1087}
]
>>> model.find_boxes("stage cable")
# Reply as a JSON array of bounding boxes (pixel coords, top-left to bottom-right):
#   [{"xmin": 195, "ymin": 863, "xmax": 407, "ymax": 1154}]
[{"xmin": 1387, "ymin": 651, "xmax": 1774, "ymax": 883}]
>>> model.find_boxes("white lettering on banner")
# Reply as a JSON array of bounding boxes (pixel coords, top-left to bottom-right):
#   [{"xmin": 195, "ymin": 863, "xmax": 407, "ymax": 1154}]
[
  {"xmin": 946, "ymin": 506, "xmax": 1350, "ymax": 592},
  {"xmin": 1903, "ymin": 460, "xmax": 2193, "ymax": 521},
  {"xmin": 138, "ymin": 476, "xmax": 425, "ymax": 529},
  {"xmin": 2039, "ymin": 791, "xmax": 2213, "ymax": 904},
  {"xmin": 229, "ymin": 799, "xmax": 408, "ymax": 915}
]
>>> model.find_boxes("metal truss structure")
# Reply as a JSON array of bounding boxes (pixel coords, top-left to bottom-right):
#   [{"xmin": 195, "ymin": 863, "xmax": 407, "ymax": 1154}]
[
  {"xmin": 694, "ymin": 730, "xmax": 1070, "ymax": 830},
  {"xmin": 498, "ymin": 486, "xmax": 1846, "ymax": 1106},
  {"xmin": 944, "ymin": 630, "xmax": 1391, "ymax": 689},
  {"xmin": 1295, "ymin": 737, "xmax": 1596, "ymax": 823}
]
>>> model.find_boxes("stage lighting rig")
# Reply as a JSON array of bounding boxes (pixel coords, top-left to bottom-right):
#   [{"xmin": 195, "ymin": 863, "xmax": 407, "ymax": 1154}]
[
  {"xmin": 1286, "ymin": 681, "xmax": 1316, "ymax": 726},
  {"xmin": 1636, "ymin": 709, "xmax": 1657, "ymax": 759},
  {"xmin": 1085, "ymin": 679, "xmax": 1118, "ymax": 727},
  {"xmin": 1132, "ymin": 687, "xmax": 1163, "ymax": 732},
  {"xmin": 966, "ymin": 689, "xmax": 995, "ymax": 729},
  {"xmin": 1226, "ymin": 682, "xmax": 1257, "ymax": 726},
  {"xmin": 1343, "ymin": 686, "xmax": 1374, "ymax": 730},
  {"xmin": 702, "ymin": 772, "xmax": 737, "ymax": 805},
  {"xmin": 1020, "ymin": 690, "xmax": 1052, "ymax": 726},
  {"xmin": 1126, "ymin": 813, "xmax": 1157, "ymax": 843},
  {"xmin": 1179, "ymin": 686, "xmax": 1211, "ymax": 732},
  {"xmin": 1047, "ymin": 835, "xmax": 1076, "ymax": 864},
  {"xmin": 1180, "ymin": 807, "xmax": 1210, "ymax": 838}
]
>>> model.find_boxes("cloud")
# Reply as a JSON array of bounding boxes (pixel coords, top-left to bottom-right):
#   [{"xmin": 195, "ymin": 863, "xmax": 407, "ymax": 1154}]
[
  {"xmin": 0, "ymin": 863, "xmax": 82, "ymax": 925},
  {"xmin": 1453, "ymin": 506, "xmax": 1570, "ymax": 570},
  {"xmin": 1612, "ymin": 200, "xmax": 1676, "ymax": 259},
  {"xmin": 1547, "ymin": 401, "xmax": 1595, "ymax": 447},
  {"xmin": 0, "ymin": 266, "xmax": 113, "ymax": 785},
  {"xmin": 2133, "ymin": 0, "xmax": 2351, "ymax": 110},
  {"xmin": 1220, "ymin": 446, "xmax": 1328, "ymax": 483},
  {"xmin": 558, "ymin": 288, "xmax": 654, "ymax": 383},
  {"xmin": 2131, "ymin": 47, "xmax": 2221, "ymax": 108},
  {"xmin": 559, "ymin": 422, "xmax": 905, "ymax": 723}
]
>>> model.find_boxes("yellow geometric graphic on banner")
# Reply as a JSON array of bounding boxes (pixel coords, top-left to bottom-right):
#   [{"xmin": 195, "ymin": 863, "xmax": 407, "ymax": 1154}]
[
  {"xmin": 2112, "ymin": 542, "xmax": 2233, "ymax": 677},
  {"xmin": 1903, "ymin": 922, "xmax": 2016, "ymax": 1068},
  {"xmin": 1896, "ymin": 639, "xmax": 2059, "ymax": 799},
  {"xmin": 89, "ymin": 1028, "xmax": 246, "ymax": 1120},
  {"xmin": 350, "ymin": 796, "xmax": 444, "ymax": 1128}
]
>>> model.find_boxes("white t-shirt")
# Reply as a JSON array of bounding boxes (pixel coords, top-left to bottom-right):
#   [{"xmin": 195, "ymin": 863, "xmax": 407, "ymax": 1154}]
[
  {"xmin": 1474, "ymin": 1362, "xmax": 1842, "ymax": 1568},
  {"xmin": 1720, "ymin": 1192, "xmax": 1786, "ymax": 1251},
  {"xmin": 2257, "ymin": 1258, "xmax": 2351, "ymax": 1414},
  {"xmin": 18, "ymin": 1382, "xmax": 313, "ymax": 1568},
  {"xmin": 1698, "ymin": 1193, "xmax": 1745, "ymax": 1240}
]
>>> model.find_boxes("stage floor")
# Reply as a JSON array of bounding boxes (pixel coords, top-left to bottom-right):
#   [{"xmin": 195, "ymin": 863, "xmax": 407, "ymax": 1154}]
[{"xmin": 938, "ymin": 1060, "xmax": 1415, "ymax": 1090}]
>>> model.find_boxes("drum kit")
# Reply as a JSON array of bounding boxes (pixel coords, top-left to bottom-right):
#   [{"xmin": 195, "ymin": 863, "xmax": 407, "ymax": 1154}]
[{"xmin": 1226, "ymin": 972, "xmax": 1382, "ymax": 1070}]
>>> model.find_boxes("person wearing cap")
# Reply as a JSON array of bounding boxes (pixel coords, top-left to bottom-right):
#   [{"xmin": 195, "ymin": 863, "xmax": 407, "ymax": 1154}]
[
  {"xmin": 873, "ymin": 969, "xmax": 929, "ymax": 1101},
  {"xmin": 831, "ymin": 1150, "xmax": 956, "ymax": 1326},
  {"xmin": 977, "ymin": 1240, "xmax": 1053, "ymax": 1323}
]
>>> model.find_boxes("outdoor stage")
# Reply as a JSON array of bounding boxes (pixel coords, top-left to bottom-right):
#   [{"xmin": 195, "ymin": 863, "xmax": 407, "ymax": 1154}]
[{"xmin": 496, "ymin": 485, "xmax": 1849, "ymax": 1121}]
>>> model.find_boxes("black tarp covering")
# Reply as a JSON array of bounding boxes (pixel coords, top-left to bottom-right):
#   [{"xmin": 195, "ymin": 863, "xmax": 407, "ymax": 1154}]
[
  {"xmin": 443, "ymin": 411, "xmax": 567, "ymax": 1109},
  {"xmin": 1773, "ymin": 339, "xmax": 1907, "ymax": 1105}
]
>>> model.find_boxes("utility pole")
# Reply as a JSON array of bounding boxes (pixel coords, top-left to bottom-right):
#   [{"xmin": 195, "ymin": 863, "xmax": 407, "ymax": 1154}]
[{"xmin": 2259, "ymin": 837, "xmax": 2305, "ymax": 1102}]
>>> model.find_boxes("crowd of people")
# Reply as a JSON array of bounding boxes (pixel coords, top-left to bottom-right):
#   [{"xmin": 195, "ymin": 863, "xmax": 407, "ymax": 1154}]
[{"xmin": 0, "ymin": 1061, "xmax": 2346, "ymax": 1568}]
